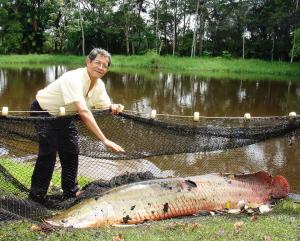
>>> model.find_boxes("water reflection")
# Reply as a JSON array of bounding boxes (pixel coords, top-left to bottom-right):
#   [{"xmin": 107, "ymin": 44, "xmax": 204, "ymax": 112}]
[
  {"xmin": 106, "ymin": 72, "xmax": 300, "ymax": 117},
  {"xmin": 147, "ymin": 134, "xmax": 300, "ymax": 193},
  {"xmin": 0, "ymin": 147, "xmax": 9, "ymax": 155},
  {"xmin": 43, "ymin": 65, "xmax": 67, "ymax": 84},
  {"xmin": 1, "ymin": 67, "xmax": 300, "ymax": 115},
  {"xmin": 0, "ymin": 66, "xmax": 69, "ymax": 110},
  {"xmin": 0, "ymin": 66, "xmax": 300, "ymax": 193},
  {"xmin": 0, "ymin": 69, "xmax": 7, "ymax": 95}
]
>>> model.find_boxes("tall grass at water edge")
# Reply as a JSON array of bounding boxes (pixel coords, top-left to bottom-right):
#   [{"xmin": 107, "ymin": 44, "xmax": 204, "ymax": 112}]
[{"xmin": 0, "ymin": 54, "xmax": 300, "ymax": 80}]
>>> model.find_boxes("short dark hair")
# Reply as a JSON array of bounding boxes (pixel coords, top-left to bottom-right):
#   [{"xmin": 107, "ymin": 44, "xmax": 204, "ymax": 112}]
[{"xmin": 87, "ymin": 48, "xmax": 112, "ymax": 67}]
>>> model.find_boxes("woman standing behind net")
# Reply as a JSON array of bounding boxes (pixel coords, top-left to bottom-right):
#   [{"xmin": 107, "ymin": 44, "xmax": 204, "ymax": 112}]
[{"xmin": 29, "ymin": 48, "xmax": 124, "ymax": 204}]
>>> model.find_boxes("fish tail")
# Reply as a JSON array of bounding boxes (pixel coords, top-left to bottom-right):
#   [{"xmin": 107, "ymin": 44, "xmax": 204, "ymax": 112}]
[{"xmin": 271, "ymin": 175, "xmax": 290, "ymax": 198}]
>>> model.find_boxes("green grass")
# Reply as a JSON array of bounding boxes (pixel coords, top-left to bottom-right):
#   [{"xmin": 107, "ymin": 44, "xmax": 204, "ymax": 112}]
[
  {"xmin": 0, "ymin": 158, "xmax": 90, "ymax": 194},
  {"xmin": 0, "ymin": 54, "xmax": 300, "ymax": 81},
  {"xmin": 0, "ymin": 200, "xmax": 299, "ymax": 241},
  {"xmin": 113, "ymin": 54, "xmax": 300, "ymax": 76},
  {"xmin": 111, "ymin": 65, "xmax": 300, "ymax": 82},
  {"xmin": 0, "ymin": 54, "xmax": 85, "ymax": 67}
]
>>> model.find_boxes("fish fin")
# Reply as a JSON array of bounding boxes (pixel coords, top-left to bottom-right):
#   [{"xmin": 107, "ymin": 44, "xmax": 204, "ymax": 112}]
[
  {"xmin": 112, "ymin": 224, "xmax": 138, "ymax": 227},
  {"xmin": 233, "ymin": 171, "xmax": 273, "ymax": 184},
  {"xmin": 271, "ymin": 175, "xmax": 290, "ymax": 198},
  {"xmin": 254, "ymin": 171, "xmax": 274, "ymax": 184},
  {"xmin": 184, "ymin": 180, "xmax": 197, "ymax": 188}
]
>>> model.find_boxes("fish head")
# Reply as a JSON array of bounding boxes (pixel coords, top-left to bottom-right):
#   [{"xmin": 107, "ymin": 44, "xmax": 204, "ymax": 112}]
[{"xmin": 45, "ymin": 201, "xmax": 115, "ymax": 228}]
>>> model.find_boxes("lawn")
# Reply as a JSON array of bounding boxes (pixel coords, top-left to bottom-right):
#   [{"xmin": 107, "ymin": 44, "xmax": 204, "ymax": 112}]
[{"xmin": 0, "ymin": 158, "xmax": 90, "ymax": 195}]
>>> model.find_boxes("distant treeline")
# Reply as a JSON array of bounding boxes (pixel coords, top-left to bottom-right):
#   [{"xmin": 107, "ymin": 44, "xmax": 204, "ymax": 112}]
[{"xmin": 0, "ymin": 0, "xmax": 299, "ymax": 61}]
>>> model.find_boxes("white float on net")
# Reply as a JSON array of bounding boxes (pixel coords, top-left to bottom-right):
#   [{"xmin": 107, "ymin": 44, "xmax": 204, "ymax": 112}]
[
  {"xmin": 1, "ymin": 107, "xmax": 8, "ymax": 116},
  {"xmin": 244, "ymin": 113, "xmax": 251, "ymax": 119},
  {"xmin": 59, "ymin": 107, "xmax": 66, "ymax": 116},
  {"xmin": 288, "ymin": 112, "xmax": 297, "ymax": 118},
  {"xmin": 150, "ymin": 109, "xmax": 157, "ymax": 119},
  {"xmin": 193, "ymin": 112, "xmax": 200, "ymax": 122}
]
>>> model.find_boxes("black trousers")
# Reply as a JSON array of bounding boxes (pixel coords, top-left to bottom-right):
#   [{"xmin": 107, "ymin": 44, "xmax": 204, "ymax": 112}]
[{"xmin": 30, "ymin": 100, "xmax": 79, "ymax": 201}]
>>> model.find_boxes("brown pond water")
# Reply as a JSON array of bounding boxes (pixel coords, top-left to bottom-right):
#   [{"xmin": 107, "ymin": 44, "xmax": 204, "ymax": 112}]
[{"xmin": 0, "ymin": 66, "xmax": 300, "ymax": 193}]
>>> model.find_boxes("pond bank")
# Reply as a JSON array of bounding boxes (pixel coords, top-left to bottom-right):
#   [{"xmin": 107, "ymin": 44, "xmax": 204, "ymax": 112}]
[{"xmin": 0, "ymin": 54, "xmax": 300, "ymax": 81}]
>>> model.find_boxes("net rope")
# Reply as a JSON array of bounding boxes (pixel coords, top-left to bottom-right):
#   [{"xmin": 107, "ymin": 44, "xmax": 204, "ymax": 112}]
[{"xmin": 0, "ymin": 109, "xmax": 299, "ymax": 222}]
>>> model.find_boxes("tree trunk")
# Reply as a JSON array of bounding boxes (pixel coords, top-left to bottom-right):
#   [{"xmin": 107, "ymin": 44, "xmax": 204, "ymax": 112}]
[
  {"xmin": 159, "ymin": 41, "xmax": 163, "ymax": 55},
  {"xmin": 78, "ymin": 1, "xmax": 85, "ymax": 56},
  {"xmin": 163, "ymin": 3, "xmax": 167, "ymax": 54},
  {"xmin": 153, "ymin": 0, "xmax": 160, "ymax": 54},
  {"xmin": 123, "ymin": 0, "xmax": 130, "ymax": 55},
  {"xmin": 290, "ymin": 0, "xmax": 299, "ymax": 63},
  {"xmin": 198, "ymin": 12, "xmax": 204, "ymax": 56},
  {"xmin": 172, "ymin": 0, "xmax": 177, "ymax": 56},
  {"xmin": 271, "ymin": 32, "xmax": 275, "ymax": 61},
  {"xmin": 182, "ymin": 1, "xmax": 186, "ymax": 36},
  {"xmin": 125, "ymin": 27, "xmax": 130, "ymax": 55},
  {"xmin": 242, "ymin": 31, "xmax": 245, "ymax": 59},
  {"xmin": 131, "ymin": 41, "xmax": 135, "ymax": 55},
  {"xmin": 191, "ymin": 0, "xmax": 200, "ymax": 57}
]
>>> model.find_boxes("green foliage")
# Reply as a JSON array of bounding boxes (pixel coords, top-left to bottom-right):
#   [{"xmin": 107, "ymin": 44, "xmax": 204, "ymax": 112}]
[
  {"xmin": 0, "ymin": 0, "xmax": 23, "ymax": 53},
  {"xmin": 144, "ymin": 49, "xmax": 160, "ymax": 68},
  {"xmin": 202, "ymin": 51, "xmax": 213, "ymax": 57},
  {"xmin": 0, "ymin": 0, "xmax": 297, "ymax": 60},
  {"xmin": 0, "ymin": 22, "xmax": 23, "ymax": 54},
  {"xmin": 290, "ymin": 28, "xmax": 300, "ymax": 58},
  {"xmin": 222, "ymin": 50, "xmax": 232, "ymax": 59}
]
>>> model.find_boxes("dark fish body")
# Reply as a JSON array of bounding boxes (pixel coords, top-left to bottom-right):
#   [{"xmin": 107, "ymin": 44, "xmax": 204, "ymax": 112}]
[{"xmin": 46, "ymin": 171, "xmax": 289, "ymax": 228}]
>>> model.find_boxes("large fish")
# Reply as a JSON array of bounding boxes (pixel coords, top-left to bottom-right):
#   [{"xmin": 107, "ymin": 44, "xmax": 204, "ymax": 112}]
[{"xmin": 45, "ymin": 171, "xmax": 289, "ymax": 228}]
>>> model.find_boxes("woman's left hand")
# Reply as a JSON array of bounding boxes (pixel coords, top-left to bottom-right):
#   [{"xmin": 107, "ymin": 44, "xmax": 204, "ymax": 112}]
[{"xmin": 110, "ymin": 104, "xmax": 124, "ymax": 114}]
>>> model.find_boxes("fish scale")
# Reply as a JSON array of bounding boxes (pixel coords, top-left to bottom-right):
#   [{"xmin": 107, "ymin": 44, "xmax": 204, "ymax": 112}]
[{"xmin": 46, "ymin": 171, "xmax": 289, "ymax": 228}]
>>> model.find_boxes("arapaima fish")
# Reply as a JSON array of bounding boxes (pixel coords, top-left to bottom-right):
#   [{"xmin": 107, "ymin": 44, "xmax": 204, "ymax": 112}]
[{"xmin": 45, "ymin": 171, "xmax": 289, "ymax": 228}]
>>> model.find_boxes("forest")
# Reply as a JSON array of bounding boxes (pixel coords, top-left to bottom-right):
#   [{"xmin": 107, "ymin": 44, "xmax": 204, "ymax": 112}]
[{"xmin": 0, "ymin": 0, "xmax": 299, "ymax": 61}]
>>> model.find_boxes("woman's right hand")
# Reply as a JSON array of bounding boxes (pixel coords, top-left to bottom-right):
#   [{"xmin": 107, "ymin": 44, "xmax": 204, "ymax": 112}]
[{"xmin": 102, "ymin": 139, "xmax": 125, "ymax": 152}]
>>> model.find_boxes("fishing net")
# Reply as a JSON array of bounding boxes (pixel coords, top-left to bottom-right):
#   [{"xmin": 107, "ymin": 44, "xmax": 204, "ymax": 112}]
[{"xmin": 0, "ymin": 109, "xmax": 299, "ymax": 222}]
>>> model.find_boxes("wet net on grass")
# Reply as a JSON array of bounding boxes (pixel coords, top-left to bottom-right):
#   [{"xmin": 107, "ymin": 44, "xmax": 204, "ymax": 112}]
[{"xmin": 0, "ymin": 109, "xmax": 299, "ymax": 222}]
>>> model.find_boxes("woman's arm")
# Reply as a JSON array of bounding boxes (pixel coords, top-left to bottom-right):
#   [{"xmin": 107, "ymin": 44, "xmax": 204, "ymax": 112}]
[{"xmin": 74, "ymin": 101, "xmax": 125, "ymax": 152}]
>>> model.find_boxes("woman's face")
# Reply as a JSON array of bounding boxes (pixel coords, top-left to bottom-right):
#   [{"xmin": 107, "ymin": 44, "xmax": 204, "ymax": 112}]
[{"xmin": 86, "ymin": 55, "xmax": 109, "ymax": 81}]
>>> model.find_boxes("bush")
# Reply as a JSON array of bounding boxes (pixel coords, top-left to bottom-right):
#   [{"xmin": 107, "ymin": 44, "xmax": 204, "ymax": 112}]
[
  {"xmin": 202, "ymin": 51, "xmax": 212, "ymax": 57},
  {"xmin": 0, "ymin": 23, "xmax": 22, "ymax": 54},
  {"xmin": 222, "ymin": 50, "xmax": 232, "ymax": 59},
  {"xmin": 290, "ymin": 28, "xmax": 300, "ymax": 59},
  {"xmin": 145, "ymin": 49, "xmax": 160, "ymax": 68}
]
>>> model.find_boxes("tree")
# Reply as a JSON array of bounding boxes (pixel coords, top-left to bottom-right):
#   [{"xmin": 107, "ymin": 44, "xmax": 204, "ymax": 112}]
[
  {"xmin": 0, "ymin": 0, "xmax": 23, "ymax": 53},
  {"xmin": 78, "ymin": 0, "xmax": 85, "ymax": 56},
  {"xmin": 290, "ymin": 0, "xmax": 299, "ymax": 62},
  {"xmin": 290, "ymin": 28, "xmax": 300, "ymax": 60},
  {"xmin": 191, "ymin": 0, "xmax": 200, "ymax": 57},
  {"xmin": 0, "ymin": 0, "xmax": 298, "ymax": 59}
]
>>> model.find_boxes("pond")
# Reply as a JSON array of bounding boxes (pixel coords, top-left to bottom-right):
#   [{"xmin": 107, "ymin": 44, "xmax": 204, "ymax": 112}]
[{"xmin": 0, "ymin": 66, "xmax": 300, "ymax": 194}]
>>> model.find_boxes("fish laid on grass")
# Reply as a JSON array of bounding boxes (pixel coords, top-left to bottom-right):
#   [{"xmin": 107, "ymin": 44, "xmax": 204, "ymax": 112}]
[{"xmin": 45, "ymin": 171, "xmax": 289, "ymax": 228}]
